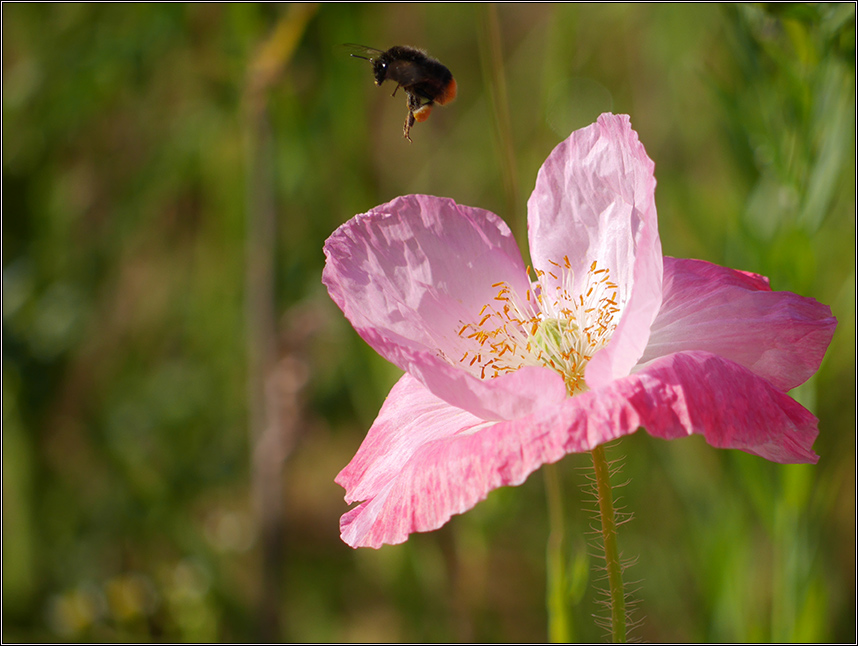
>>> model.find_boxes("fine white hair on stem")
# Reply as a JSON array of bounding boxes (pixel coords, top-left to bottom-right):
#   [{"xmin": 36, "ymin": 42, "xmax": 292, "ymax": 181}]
[{"xmin": 578, "ymin": 441, "xmax": 643, "ymax": 641}]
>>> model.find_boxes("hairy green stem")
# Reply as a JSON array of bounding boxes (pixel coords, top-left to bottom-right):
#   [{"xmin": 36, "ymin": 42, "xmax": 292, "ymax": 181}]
[
  {"xmin": 544, "ymin": 463, "xmax": 571, "ymax": 643},
  {"xmin": 591, "ymin": 444, "xmax": 626, "ymax": 643}
]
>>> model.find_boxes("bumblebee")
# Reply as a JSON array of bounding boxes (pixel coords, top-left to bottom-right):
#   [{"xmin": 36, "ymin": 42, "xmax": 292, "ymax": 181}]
[{"xmin": 346, "ymin": 44, "xmax": 457, "ymax": 141}]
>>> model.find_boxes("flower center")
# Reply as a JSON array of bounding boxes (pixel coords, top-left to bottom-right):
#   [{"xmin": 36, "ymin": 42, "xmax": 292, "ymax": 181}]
[{"xmin": 457, "ymin": 258, "xmax": 620, "ymax": 396}]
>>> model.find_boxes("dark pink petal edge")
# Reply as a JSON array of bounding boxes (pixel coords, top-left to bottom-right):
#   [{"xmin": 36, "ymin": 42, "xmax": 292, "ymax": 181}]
[
  {"xmin": 338, "ymin": 351, "xmax": 819, "ymax": 548},
  {"xmin": 642, "ymin": 257, "xmax": 837, "ymax": 391}
]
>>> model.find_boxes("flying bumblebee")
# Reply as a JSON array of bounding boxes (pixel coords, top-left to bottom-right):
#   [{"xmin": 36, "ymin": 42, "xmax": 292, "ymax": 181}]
[{"xmin": 345, "ymin": 44, "xmax": 457, "ymax": 142}]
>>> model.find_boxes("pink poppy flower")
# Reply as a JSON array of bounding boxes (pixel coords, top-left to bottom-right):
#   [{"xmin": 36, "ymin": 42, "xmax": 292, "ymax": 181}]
[{"xmin": 322, "ymin": 113, "xmax": 836, "ymax": 549}]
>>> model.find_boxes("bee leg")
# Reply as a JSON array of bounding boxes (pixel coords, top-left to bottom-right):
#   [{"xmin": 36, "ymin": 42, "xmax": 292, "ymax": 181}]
[
  {"xmin": 403, "ymin": 110, "xmax": 415, "ymax": 142},
  {"xmin": 403, "ymin": 92, "xmax": 422, "ymax": 141}
]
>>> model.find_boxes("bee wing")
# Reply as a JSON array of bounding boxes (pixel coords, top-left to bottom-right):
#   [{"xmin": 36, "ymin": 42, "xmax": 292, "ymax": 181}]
[{"xmin": 342, "ymin": 43, "xmax": 385, "ymax": 61}]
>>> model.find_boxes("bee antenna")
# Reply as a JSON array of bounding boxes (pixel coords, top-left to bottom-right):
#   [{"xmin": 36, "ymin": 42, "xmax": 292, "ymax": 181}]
[{"xmin": 342, "ymin": 43, "xmax": 380, "ymax": 62}]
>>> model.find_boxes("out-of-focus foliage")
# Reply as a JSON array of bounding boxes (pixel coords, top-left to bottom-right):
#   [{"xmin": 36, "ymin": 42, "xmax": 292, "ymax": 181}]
[{"xmin": 3, "ymin": 4, "xmax": 854, "ymax": 642}]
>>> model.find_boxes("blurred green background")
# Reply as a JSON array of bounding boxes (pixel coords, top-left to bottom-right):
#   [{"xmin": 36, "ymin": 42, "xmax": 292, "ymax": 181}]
[{"xmin": 3, "ymin": 3, "xmax": 854, "ymax": 642}]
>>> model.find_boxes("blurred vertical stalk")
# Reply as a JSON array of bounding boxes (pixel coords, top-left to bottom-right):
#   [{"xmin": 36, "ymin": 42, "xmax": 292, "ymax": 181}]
[
  {"xmin": 244, "ymin": 4, "xmax": 317, "ymax": 641},
  {"xmin": 478, "ymin": 4, "xmax": 523, "ymax": 236},
  {"xmin": 544, "ymin": 462, "xmax": 572, "ymax": 643}
]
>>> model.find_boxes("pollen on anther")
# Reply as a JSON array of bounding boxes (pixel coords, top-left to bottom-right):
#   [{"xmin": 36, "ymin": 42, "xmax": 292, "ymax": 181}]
[{"xmin": 454, "ymin": 259, "xmax": 620, "ymax": 395}]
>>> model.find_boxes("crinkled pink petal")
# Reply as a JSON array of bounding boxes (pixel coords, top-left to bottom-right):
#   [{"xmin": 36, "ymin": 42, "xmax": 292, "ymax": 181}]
[
  {"xmin": 641, "ymin": 257, "xmax": 837, "ymax": 391},
  {"xmin": 338, "ymin": 349, "xmax": 818, "ymax": 548},
  {"xmin": 336, "ymin": 373, "xmax": 489, "ymax": 505},
  {"xmin": 337, "ymin": 373, "xmax": 597, "ymax": 549},
  {"xmin": 323, "ymin": 194, "xmax": 530, "ymax": 355},
  {"xmin": 631, "ymin": 351, "xmax": 819, "ymax": 463},
  {"xmin": 323, "ymin": 194, "xmax": 567, "ymax": 419},
  {"xmin": 526, "ymin": 113, "xmax": 663, "ymax": 389}
]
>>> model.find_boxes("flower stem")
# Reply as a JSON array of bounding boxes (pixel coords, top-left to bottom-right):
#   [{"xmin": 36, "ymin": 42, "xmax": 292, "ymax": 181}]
[
  {"xmin": 544, "ymin": 462, "xmax": 571, "ymax": 643},
  {"xmin": 591, "ymin": 444, "xmax": 627, "ymax": 643}
]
